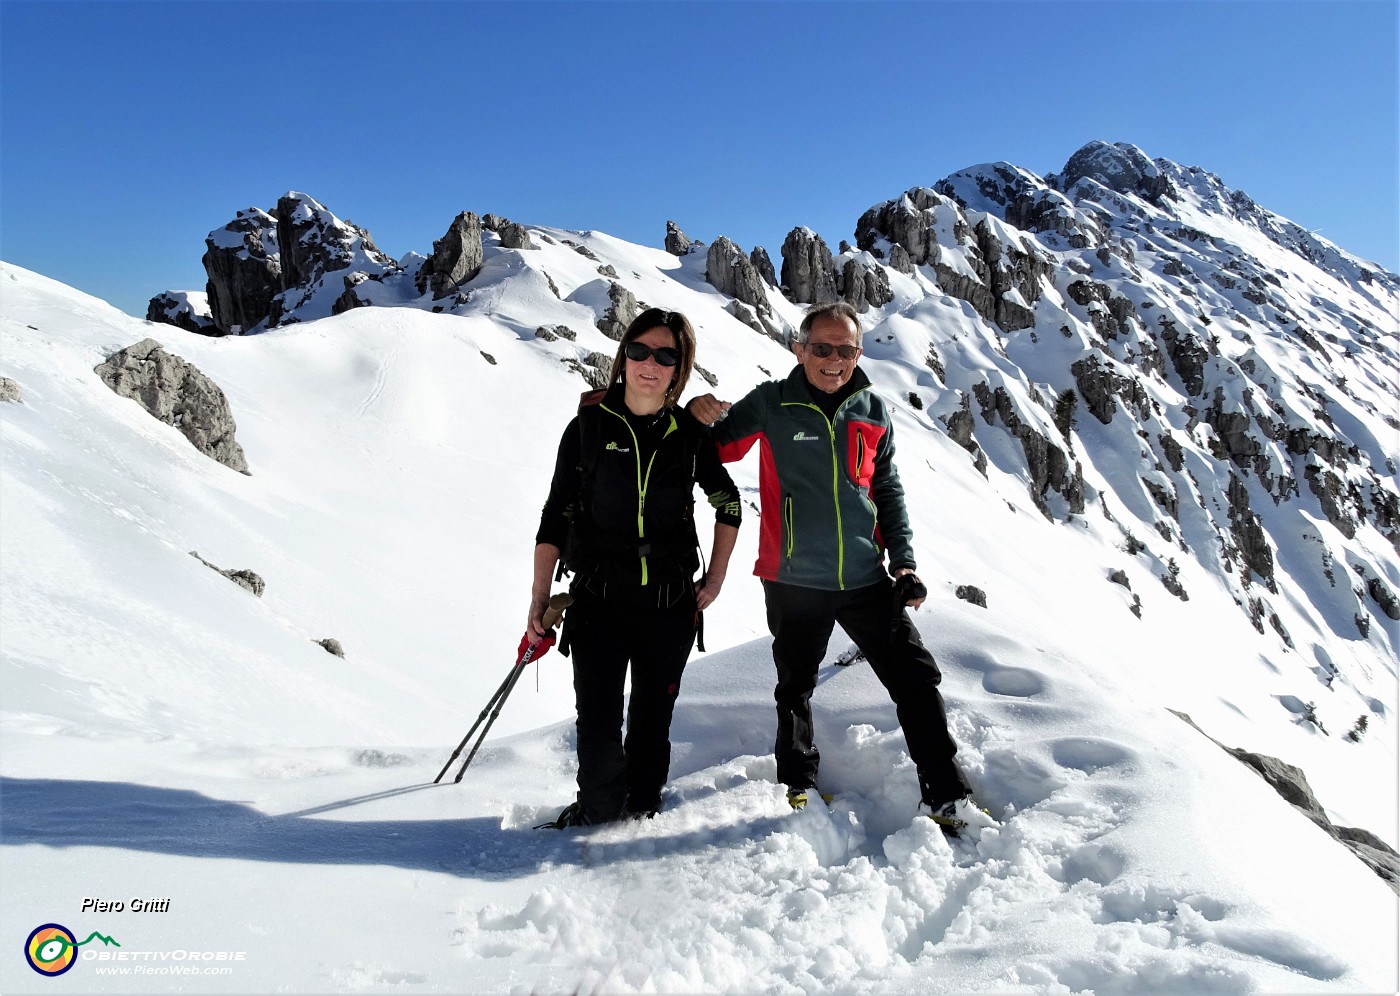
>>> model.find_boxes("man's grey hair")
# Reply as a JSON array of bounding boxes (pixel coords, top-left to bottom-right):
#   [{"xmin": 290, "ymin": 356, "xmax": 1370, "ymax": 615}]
[{"xmin": 796, "ymin": 301, "xmax": 863, "ymax": 345}]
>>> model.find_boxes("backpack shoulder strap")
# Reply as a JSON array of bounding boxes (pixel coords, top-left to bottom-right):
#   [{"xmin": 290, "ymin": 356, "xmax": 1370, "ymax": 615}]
[{"xmin": 575, "ymin": 389, "xmax": 607, "ymax": 489}]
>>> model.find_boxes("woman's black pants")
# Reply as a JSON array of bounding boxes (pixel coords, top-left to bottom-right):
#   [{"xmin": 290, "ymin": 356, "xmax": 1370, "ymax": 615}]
[{"xmin": 566, "ymin": 586, "xmax": 696, "ymax": 823}]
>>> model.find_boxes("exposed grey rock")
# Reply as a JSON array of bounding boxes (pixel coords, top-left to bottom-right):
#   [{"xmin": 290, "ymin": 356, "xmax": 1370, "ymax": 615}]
[
  {"xmin": 855, "ymin": 186, "xmax": 949, "ymax": 264},
  {"xmin": 974, "ymin": 382, "xmax": 1085, "ymax": 518},
  {"xmin": 96, "ymin": 339, "xmax": 250, "ymax": 474},
  {"xmin": 1170, "ymin": 710, "xmax": 1400, "ymax": 893},
  {"xmin": 202, "ymin": 207, "xmax": 282, "ymax": 335},
  {"xmin": 1227, "ymin": 474, "xmax": 1275, "ymax": 588},
  {"xmin": 1305, "ymin": 465, "xmax": 1358, "ymax": 539},
  {"xmin": 887, "ymin": 243, "xmax": 914, "ymax": 275},
  {"xmin": 417, "ymin": 211, "xmax": 484, "ymax": 299},
  {"xmin": 750, "ymin": 246, "xmax": 778, "ymax": 286},
  {"xmin": 189, "ymin": 550, "xmax": 264, "ymax": 596},
  {"xmin": 856, "ymin": 187, "xmax": 1050, "ymax": 331},
  {"xmin": 955, "ymin": 585, "xmax": 987, "ymax": 607},
  {"xmin": 1364, "ymin": 571, "xmax": 1400, "ymax": 620},
  {"xmin": 1159, "ymin": 316, "xmax": 1209, "ymax": 396},
  {"xmin": 146, "ymin": 292, "xmax": 216, "ymax": 336},
  {"xmin": 665, "ymin": 220, "xmax": 693, "ymax": 256},
  {"xmin": 706, "ymin": 237, "xmax": 771, "ymax": 315},
  {"xmin": 534, "ymin": 324, "xmax": 578, "ymax": 342},
  {"xmin": 1109, "ymin": 569, "xmax": 1132, "ymax": 589},
  {"xmin": 1054, "ymin": 141, "xmax": 1177, "ymax": 205},
  {"xmin": 780, "ymin": 228, "xmax": 839, "ymax": 304},
  {"xmin": 973, "ymin": 221, "xmax": 1051, "ymax": 331},
  {"xmin": 0, "ymin": 376, "xmax": 20, "ymax": 404},
  {"xmin": 499, "ymin": 222, "xmax": 537, "ymax": 250},
  {"xmin": 274, "ymin": 193, "xmax": 395, "ymax": 309},
  {"xmin": 316, "ymin": 637, "xmax": 346, "ymax": 658},
  {"xmin": 837, "ymin": 257, "xmax": 893, "ymax": 313},
  {"xmin": 726, "ymin": 300, "xmax": 765, "ymax": 334},
  {"xmin": 1160, "ymin": 562, "xmax": 1190, "ymax": 601},
  {"xmin": 481, "ymin": 213, "xmax": 507, "ymax": 232},
  {"xmin": 564, "ymin": 350, "xmax": 613, "ymax": 389},
  {"xmin": 332, "ymin": 271, "xmax": 377, "ymax": 316},
  {"xmin": 1071, "ymin": 354, "xmax": 1148, "ymax": 425},
  {"xmin": 596, "ymin": 282, "xmax": 640, "ymax": 341},
  {"xmin": 941, "ymin": 395, "xmax": 987, "ymax": 476},
  {"xmin": 563, "ymin": 239, "xmax": 600, "ymax": 261}
]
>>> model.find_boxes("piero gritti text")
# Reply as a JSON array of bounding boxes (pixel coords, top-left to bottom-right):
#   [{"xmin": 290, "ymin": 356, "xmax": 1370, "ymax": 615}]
[{"xmin": 82, "ymin": 897, "xmax": 172, "ymax": 913}]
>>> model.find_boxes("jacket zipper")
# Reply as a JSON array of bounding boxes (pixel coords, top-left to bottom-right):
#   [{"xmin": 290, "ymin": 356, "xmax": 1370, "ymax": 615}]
[
  {"xmin": 601, "ymin": 403, "xmax": 676, "ymax": 586},
  {"xmin": 782, "ymin": 387, "xmax": 870, "ymax": 590}
]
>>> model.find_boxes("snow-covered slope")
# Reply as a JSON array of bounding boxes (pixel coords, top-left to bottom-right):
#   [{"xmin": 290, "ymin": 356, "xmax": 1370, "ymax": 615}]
[{"xmin": 2, "ymin": 138, "xmax": 1397, "ymax": 992}]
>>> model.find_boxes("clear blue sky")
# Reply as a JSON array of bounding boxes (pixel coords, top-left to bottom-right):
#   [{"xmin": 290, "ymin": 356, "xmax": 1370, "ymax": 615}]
[{"xmin": 2, "ymin": 1, "xmax": 1396, "ymax": 319}]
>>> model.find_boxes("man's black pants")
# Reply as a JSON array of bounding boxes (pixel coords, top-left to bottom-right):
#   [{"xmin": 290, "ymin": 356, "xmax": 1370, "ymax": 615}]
[
  {"xmin": 762, "ymin": 577, "xmax": 970, "ymax": 806},
  {"xmin": 566, "ymin": 586, "xmax": 696, "ymax": 823}
]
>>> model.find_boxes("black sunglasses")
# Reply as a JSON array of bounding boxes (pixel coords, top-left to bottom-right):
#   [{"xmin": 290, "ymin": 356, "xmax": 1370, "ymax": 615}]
[
  {"xmin": 624, "ymin": 341, "xmax": 680, "ymax": 367},
  {"xmin": 808, "ymin": 342, "xmax": 860, "ymax": 360}
]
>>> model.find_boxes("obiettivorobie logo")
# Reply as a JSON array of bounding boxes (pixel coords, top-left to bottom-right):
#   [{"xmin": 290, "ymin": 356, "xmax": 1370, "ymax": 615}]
[{"xmin": 24, "ymin": 923, "xmax": 120, "ymax": 977}]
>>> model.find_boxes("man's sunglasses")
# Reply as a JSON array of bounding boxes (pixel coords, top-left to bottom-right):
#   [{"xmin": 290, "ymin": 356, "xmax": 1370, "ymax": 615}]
[
  {"xmin": 807, "ymin": 342, "xmax": 860, "ymax": 360},
  {"xmin": 624, "ymin": 342, "xmax": 680, "ymax": 367}
]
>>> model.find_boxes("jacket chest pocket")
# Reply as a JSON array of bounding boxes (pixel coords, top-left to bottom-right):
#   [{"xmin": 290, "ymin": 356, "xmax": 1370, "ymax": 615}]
[{"xmin": 847, "ymin": 421, "xmax": 884, "ymax": 488}]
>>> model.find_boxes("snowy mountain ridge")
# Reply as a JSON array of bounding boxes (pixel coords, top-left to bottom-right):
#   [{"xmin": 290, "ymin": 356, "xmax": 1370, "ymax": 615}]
[{"xmin": 2, "ymin": 139, "xmax": 1397, "ymax": 993}]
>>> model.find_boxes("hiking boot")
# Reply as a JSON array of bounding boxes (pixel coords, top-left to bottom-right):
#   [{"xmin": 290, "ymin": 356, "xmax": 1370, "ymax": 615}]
[
  {"xmin": 920, "ymin": 797, "xmax": 993, "ymax": 838},
  {"xmin": 786, "ymin": 788, "xmax": 834, "ymax": 810},
  {"xmin": 534, "ymin": 801, "xmax": 591, "ymax": 830}
]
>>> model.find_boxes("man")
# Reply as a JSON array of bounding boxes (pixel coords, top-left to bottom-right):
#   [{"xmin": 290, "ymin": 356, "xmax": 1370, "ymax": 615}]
[{"xmin": 690, "ymin": 301, "xmax": 974, "ymax": 832}]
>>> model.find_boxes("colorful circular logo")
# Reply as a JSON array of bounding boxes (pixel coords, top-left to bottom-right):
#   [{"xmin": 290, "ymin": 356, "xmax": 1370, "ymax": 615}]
[{"xmin": 25, "ymin": 924, "xmax": 77, "ymax": 977}]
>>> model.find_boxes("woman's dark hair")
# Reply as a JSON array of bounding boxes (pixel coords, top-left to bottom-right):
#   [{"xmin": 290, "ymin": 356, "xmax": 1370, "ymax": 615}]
[{"xmin": 607, "ymin": 307, "xmax": 697, "ymax": 408}]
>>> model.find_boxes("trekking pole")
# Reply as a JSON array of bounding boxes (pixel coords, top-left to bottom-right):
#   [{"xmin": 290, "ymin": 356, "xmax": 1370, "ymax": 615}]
[{"xmin": 434, "ymin": 592, "xmax": 573, "ymax": 784}]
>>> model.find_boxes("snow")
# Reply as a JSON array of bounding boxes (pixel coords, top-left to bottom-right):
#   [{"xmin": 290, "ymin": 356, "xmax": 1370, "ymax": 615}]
[{"xmin": 1, "ymin": 253, "xmax": 1397, "ymax": 994}]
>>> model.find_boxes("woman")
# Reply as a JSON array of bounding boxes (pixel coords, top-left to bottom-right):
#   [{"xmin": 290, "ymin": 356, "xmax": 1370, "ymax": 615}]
[{"xmin": 531, "ymin": 308, "xmax": 741, "ymax": 827}]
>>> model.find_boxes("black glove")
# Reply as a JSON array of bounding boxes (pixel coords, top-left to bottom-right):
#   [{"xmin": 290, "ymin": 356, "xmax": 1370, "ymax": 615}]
[{"xmin": 893, "ymin": 572, "xmax": 927, "ymax": 606}]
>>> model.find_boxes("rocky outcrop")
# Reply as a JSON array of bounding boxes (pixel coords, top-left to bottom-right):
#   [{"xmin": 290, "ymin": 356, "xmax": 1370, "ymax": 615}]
[
  {"xmin": 1052, "ymin": 141, "xmax": 1177, "ymax": 205},
  {"xmin": 706, "ymin": 237, "xmax": 770, "ymax": 315},
  {"xmin": 941, "ymin": 395, "xmax": 988, "ymax": 476},
  {"xmin": 780, "ymin": 228, "xmax": 838, "ymax": 304},
  {"xmin": 1227, "ymin": 474, "xmax": 1275, "ymax": 589},
  {"xmin": 146, "ymin": 292, "xmax": 216, "ymax": 335},
  {"xmin": 665, "ymin": 221, "xmax": 694, "ymax": 256},
  {"xmin": 417, "ymin": 211, "xmax": 484, "ymax": 299},
  {"xmin": 955, "ymin": 585, "xmax": 987, "ymax": 607},
  {"xmin": 189, "ymin": 551, "xmax": 264, "ymax": 596},
  {"xmin": 887, "ymin": 243, "xmax": 914, "ymax": 275},
  {"xmin": 855, "ymin": 187, "xmax": 950, "ymax": 265},
  {"xmin": 316, "ymin": 637, "xmax": 345, "ymax": 658},
  {"xmin": 854, "ymin": 188, "xmax": 1050, "ymax": 330},
  {"xmin": 195, "ymin": 194, "xmax": 398, "ymax": 334},
  {"xmin": 1171, "ymin": 710, "xmax": 1400, "ymax": 893},
  {"xmin": 1160, "ymin": 317, "xmax": 1210, "ymax": 397},
  {"xmin": 0, "ymin": 376, "xmax": 20, "ymax": 403},
  {"xmin": 1071, "ymin": 353, "xmax": 1149, "ymax": 425},
  {"xmin": 274, "ymin": 193, "xmax": 395, "ymax": 307},
  {"xmin": 596, "ymin": 282, "xmax": 640, "ymax": 341},
  {"xmin": 837, "ymin": 256, "xmax": 893, "ymax": 313},
  {"xmin": 974, "ymin": 221, "xmax": 1053, "ymax": 331},
  {"xmin": 974, "ymin": 383, "xmax": 1085, "ymax": 518},
  {"xmin": 499, "ymin": 222, "xmax": 537, "ymax": 250},
  {"xmin": 202, "ymin": 208, "xmax": 282, "ymax": 335},
  {"xmin": 95, "ymin": 339, "xmax": 249, "ymax": 474},
  {"xmin": 750, "ymin": 247, "xmax": 777, "ymax": 286}
]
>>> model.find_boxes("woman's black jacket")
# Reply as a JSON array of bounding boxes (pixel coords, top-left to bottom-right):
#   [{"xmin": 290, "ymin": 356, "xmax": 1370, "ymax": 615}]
[{"xmin": 536, "ymin": 385, "xmax": 742, "ymax": 592}]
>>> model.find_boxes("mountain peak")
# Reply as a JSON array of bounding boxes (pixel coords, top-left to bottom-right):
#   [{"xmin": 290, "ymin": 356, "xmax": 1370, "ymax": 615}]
[{"xmin": 1052, "ymin": 140, "xmax": 1174, "ymax": 204}]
